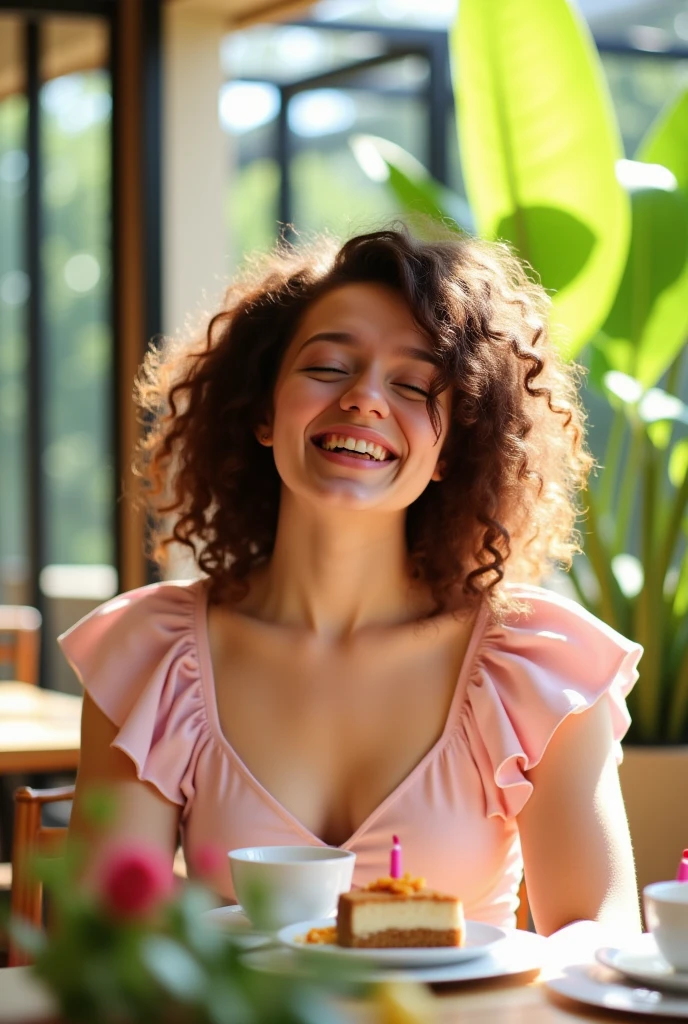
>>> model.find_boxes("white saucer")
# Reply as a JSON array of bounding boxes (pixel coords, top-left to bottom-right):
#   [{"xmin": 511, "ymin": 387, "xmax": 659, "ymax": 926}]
[
  {"xmin": 244, "ymin": 927, "xmax": 547, "ymax": 983},
  {"xmin": 202, "ymin": 905, "xmax": 274, "ymax": 949},
  {"xmin": 277, "ymin": 918, "xmax": 505, "ymax": 968},
  {"xmin": 596, "ymin": 934, "xmax": 688, "ymax": 994},
  {"xmin": 545, "ymin": 963, "xmax": 688, "ymax": 1018}
]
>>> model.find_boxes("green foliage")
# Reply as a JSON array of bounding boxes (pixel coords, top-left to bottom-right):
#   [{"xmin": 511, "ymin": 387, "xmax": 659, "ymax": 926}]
[
  {"xmin": 0, "ymin": 72, "xmax": 114, "ymax": 570},
  {"xmin": 350, "ymin": 2, "xmax": 688, "ymax": 743},
  {"xmin": 451, "ymin": 0, "xmax": 630, "ymax": 359},
  {"xmin": 349, "ymin": 136, "xmax": 473, "ymax": 233},
  {"xmin": 596, "ymin": 161, "xmax": 688, "ymax": 389},
  {"xmin": 5, "ymin": 848, "xmax": 358, "ymax": 1024}
]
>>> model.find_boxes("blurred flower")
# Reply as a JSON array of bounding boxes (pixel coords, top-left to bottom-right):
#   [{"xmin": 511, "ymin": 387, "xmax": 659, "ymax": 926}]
[
  {"xmin": 99, "ymin": 842, "xmax": 174, "ymax": 919},
  {"xmin": 375, "ymin": 980, "xmax": 435, "ymax": 1024},
  {"xmin": 189, "ymin": 842, "xmax": 225, "ymax": 881}
]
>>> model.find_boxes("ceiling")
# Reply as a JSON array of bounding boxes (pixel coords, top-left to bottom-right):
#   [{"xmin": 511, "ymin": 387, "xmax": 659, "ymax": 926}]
[
  {"xmin": 0, "ymin": 1, "xmax": 312, "ymax": 99},
  {"xmin": 166, "ymin": 0, "xmax": 311, "ymax": 28}
]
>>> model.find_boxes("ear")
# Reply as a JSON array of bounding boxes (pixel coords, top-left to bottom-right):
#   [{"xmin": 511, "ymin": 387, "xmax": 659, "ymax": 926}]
[
  {"xmin": 431, "ymin": 459, "xmax": 445, "ymax": 483},
  {"xmin": 255, "ymin": 425, "xmax": 273, "ymax": 447}
]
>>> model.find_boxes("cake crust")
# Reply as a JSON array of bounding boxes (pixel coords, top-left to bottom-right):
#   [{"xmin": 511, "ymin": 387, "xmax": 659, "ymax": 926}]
[
  {"xmin": 339, "ymin": 927, "xmax": 463, "ymax": 949},
  {"xmin": 337, "ymin": 887, "xmax": 465, "ymax": 948}
]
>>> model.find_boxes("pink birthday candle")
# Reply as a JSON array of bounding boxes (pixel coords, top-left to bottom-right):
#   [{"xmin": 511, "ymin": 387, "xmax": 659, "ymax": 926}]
[
  {"xmin": 677, "ymin": 849, "xmax": 688, "ymax": 882},
  {"xmin": 390, "ymin": 835, "xmax": 402, "ymax": 879}
]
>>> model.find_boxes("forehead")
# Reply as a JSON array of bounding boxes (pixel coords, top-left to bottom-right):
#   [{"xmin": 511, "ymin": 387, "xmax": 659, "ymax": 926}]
[{"xmin": 292, "ymin": 282, "xmax": 431, "ymax": 349}]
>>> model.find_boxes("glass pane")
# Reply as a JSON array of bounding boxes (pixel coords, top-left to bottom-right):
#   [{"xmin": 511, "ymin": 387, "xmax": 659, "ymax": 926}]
[
  {"xmin": 601, "ymin": 53, "xmax": 688, "ymax": 157},
  {"xmin": 222, "ymin": 23, "xmax": 388, "ymax": 84},
  {"xmin": 222, "ymin": 80, "xmax": 280, "ymax": 268},
  {"xmin": 41, "ymin": 66, "xmax": 114, "ymax": 568},
  {"xmin": 289, "ymin": 66, "xmax": 430, "ymax": 237},
  {"xmin": 0, "ymin": 82, "xmax": 29, "ymax": 605}
]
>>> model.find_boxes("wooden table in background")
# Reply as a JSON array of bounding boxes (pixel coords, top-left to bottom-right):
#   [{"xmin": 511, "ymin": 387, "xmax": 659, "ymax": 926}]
[{"xmin": 0, "ymin": 682, "xmax": 81, "ymax": 775}]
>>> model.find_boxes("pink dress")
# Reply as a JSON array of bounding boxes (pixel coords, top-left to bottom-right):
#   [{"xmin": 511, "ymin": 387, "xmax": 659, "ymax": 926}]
[{"xmin": 58, "ymin": 578, "xmax": 641, "ymax": 928}]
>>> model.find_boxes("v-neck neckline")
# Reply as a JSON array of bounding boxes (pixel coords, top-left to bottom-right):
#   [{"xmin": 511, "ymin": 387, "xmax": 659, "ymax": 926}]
[{"xmin": 193, "ymin": 579, "xmax": 489, "ymax": 849}]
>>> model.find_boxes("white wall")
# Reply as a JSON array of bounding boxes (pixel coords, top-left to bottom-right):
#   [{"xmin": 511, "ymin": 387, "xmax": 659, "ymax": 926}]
[
  {"xmin": 163, "ymin": 5, "xmax": 229, "ymax": 341},
  {"xmin": 162, "ymin": 7, "xmax": 232, "ymax": 579}
]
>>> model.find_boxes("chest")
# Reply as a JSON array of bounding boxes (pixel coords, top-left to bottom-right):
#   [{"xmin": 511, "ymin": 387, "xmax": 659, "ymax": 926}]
[{"xmin": 207, "ymin": 612, "xmax": 478, "ymax": 845}]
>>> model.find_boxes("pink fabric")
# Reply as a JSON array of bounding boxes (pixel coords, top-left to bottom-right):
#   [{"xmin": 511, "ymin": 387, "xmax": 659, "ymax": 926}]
[{"xmin": 58, "ymin": 579, "xmax": 642, "ymax": 928}]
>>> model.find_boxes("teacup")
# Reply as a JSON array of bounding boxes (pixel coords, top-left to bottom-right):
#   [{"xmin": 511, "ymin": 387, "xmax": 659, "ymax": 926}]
[
  {"xmin": 228, "ymin": 845, "xmax": 356, "ymax": 931},
  {"xmin": 643, "ymin": 880, "xmax": 688, "ymax": 971}
]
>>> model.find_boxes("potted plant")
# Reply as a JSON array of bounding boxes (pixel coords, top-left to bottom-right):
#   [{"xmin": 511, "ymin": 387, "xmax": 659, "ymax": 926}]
[{"xmin": 352, "ymin": 0, "xmax": 688, "ymax": 891}]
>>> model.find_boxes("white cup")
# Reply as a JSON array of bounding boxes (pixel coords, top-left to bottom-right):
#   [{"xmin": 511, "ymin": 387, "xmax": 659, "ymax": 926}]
[
  {"xmin": 643, "ymin": 881, "xmax": 688, "ymax": 971},
  {"xmin": 228, "ymin": 845, "xmax": 356, "ymax": 931}
]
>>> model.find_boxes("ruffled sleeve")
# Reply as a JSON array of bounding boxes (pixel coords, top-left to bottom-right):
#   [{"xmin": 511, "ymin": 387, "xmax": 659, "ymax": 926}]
[
  {"xmin": 58, "ymin": 580, "xmax": 209, "ymax": 809},
  {"xmin": 462, "ymin": 584, "xmax": 643, "ymax": 821}
]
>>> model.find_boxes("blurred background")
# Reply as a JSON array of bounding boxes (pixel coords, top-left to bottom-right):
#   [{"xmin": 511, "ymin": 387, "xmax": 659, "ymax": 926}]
[{"xmin": 0, "ymin": 0, "xmax": 687, "ymax": 693}]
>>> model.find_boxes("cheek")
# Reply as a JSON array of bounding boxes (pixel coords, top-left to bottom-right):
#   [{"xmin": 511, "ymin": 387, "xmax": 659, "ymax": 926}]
[
  {"xmin": 404, "ymin": 405, "xmax": 447, "ymax": 458},
  {"xmin": 273, "ymin": 380, "xmax": 319, "ymax": 426}
]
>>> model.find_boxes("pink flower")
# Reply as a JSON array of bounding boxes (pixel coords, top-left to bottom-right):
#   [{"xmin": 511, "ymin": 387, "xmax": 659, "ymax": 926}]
[
  {"xmin": 190, "ymin": 842, "xmax": 225, "ymax": 881},
  {"xmin": 98, "ymin": 842, "xmax": 174, "ymax": 919}
]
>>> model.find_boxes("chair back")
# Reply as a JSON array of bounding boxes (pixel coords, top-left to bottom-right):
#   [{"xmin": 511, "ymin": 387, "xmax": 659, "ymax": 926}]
[
  {"xmin": 516, "ymin": 876, "xmax": 530, "ymax": 930},
  {"xmin": 8, "ymin": 785, "xmax": 73, "ymax": 967},
  {"xmin": 8, "ymin": 786, "xmax": 188, "ymax": 967},
  {"xmin": 0, "ymin": 605, "xmax": 42, "ymax": 684}
]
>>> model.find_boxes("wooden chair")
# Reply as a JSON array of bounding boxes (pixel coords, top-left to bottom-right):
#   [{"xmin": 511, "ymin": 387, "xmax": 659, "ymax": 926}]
[
  {"xmin": 0, "ymin": 605, "xmax": 42, "ymax": 684},
  {"xmin": 516, "ymin": 876, "xmax": 530, "ymax": 931},
  {"xmin": 8, "ymin": 785, "xmax": 189, "ymax": 967},
  {"xmin": 8, "ymin": 784, "xmax": 73, "ymax": 967}
]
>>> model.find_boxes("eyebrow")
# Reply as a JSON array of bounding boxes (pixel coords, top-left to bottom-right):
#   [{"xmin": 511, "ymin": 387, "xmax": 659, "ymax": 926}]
[{"xmin": 299, "ymin": 331, "xmax": 440, "ymax": 366}]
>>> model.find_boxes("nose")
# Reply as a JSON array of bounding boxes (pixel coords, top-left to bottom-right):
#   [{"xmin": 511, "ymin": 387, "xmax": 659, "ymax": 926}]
[{"xmin": 339, "ymin": 367, "xmax": 390, "ymax": 419}]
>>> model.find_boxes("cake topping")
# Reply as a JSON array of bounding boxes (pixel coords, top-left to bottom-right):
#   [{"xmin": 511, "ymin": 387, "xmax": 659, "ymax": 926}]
[
  {"xmin": 365, "ymin": 872, "xmax": 427, "ymax": 895},
  {"xmin": 301, "ymin": 925, "xmax": 338, "ymax": 945}
]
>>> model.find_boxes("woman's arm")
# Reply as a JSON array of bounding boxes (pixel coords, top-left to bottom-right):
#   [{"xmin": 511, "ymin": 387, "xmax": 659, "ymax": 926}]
[
  {"xmin": 517, "ymin": 695, "xmax": 641, "ymax": 937},
  {"xmin": 70, "ymin": 693, "xmax": 181, "ymax": 865}
]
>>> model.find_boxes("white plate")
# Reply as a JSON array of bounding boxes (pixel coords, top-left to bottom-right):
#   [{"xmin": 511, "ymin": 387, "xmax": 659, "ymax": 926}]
[
  {"xmin": 276, "ymin": 918, "xmax": 506, "ymax": 968},
  {"xmin": 244, "ymin": 927, "xmax": 546, "ymax": 983},
  {"xmin": 545, "ymin": 963, "xmax": 688, "ymax": 1018},
  {"xmin": 596, "ymin": 935, "xmax": 688, "ymax": 994},
  {"xmin": 202, "ymin": 905, "xmax": 274, "ymax": 949}
]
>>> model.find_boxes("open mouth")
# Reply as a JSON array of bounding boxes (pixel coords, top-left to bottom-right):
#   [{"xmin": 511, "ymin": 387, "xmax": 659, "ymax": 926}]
[{"xmin": 312, "ymin": 432, "xmax": 396, "ymax": 462}]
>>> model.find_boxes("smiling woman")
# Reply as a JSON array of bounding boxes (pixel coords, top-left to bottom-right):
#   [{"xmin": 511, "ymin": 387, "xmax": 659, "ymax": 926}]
[
  {"xmin": 61, "ymin": 226, "xmax": 642, "ymax": 940},
  {"xmin": 134, "ymin": 227, "xmax": 589, "ymax": 615}
]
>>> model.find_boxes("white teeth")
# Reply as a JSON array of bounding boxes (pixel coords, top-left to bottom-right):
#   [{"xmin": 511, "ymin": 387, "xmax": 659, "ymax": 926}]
[{"xmin": 317, "ymin": 434, "xmax": 391, "ymax": 461}]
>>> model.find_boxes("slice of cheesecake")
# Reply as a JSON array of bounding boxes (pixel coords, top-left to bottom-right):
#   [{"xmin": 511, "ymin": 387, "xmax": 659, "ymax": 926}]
[{"xmin": 337, "ymin": 874, "xmax": 465, "ymax": 948}]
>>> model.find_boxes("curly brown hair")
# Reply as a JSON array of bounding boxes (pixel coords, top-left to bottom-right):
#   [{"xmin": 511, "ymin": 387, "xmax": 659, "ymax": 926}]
[{"xmin": 134, "ymin": 226, "xmax": 592, "ymax": 616}]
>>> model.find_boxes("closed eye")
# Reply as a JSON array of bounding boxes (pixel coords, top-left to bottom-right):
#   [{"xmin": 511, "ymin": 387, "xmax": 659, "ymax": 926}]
[
  {"xmin": 303, "ymin": 367, "xmax": 429, "ymax": 398},
  {"xmin": 398, "ymin": 383, "xmax": 429, "ymax": 397}
]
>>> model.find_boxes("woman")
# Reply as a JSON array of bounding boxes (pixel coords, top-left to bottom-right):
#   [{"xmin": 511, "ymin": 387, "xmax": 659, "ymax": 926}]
[{"xmin": 63, "ymin": 227, "xmax": 641, "ymax": 936}]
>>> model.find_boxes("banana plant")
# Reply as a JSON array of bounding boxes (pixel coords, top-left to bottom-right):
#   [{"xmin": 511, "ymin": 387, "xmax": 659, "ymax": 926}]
[
  {"xmin": 350, "ymin": 1, "xmax": 688, "ymax": 742},
  {"xmin": 579, "ymin": 90, "xmax": 688, "ymax": 743},
  {"xmin": 451, "ymin": 0, "xmax": 629, "ymax": 360}
]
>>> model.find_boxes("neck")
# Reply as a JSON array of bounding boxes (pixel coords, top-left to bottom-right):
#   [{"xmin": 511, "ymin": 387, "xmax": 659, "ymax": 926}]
[{"xmin": 248, "ymin": 489, "xmax": 426, "ymax": 639}]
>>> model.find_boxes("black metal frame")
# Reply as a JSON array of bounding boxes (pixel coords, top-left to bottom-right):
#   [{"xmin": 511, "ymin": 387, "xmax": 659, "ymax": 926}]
[
  {"xmin": 267, "ymin": 26, "xmax": 452, "ymax": 225},
  {"xmin": 24, "ymin": 20, "xmax": 43, "ymax": 617},
  {"xmin": 267, "ymin": 16, "xmax": 688, "ymax": 228},
  {"xmin": 1, "ymin": 0, "xmax": 162, "ymax": 651}
]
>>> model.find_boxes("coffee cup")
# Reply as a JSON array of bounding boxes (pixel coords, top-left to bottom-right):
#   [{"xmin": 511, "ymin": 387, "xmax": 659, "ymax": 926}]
[
  {"xmin": 643, "ymin": 880, "xmax": 688, "ymax": 971},
  {"xmin": 228, "ymin": 845, "xmax": 356, "ymax": 931}
]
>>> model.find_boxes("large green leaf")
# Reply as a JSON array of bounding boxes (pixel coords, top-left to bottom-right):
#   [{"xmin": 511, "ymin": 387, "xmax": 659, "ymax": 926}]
[
  {"xmin": 638, "ymin": 86, "xmax": 688, "ymax": 190},
  {"xmin": 451, "ymin": 0, "xmax": 629, "ymax": 359},
  {"xmin": 598, "ymin": 161, "xmax": 688, "ymax": 388},
  {"xmin": 349, "ymin": 135, "xmax": 474, "ymax": 233}
]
